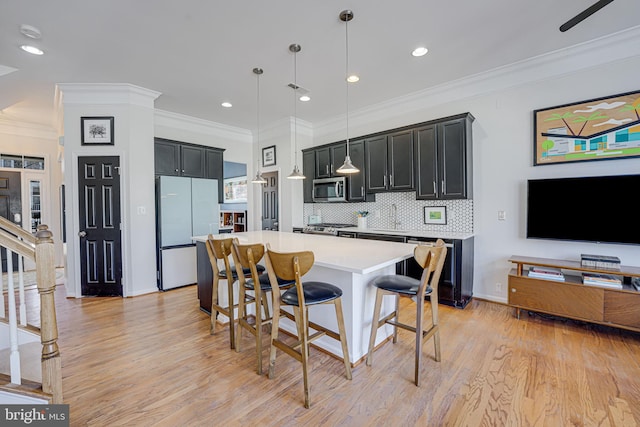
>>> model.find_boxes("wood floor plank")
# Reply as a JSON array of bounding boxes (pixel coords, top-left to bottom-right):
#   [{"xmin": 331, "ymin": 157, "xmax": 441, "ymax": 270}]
[{"xmin": 18, "ymin": 283, "xmax": 640, "ymax": 426}]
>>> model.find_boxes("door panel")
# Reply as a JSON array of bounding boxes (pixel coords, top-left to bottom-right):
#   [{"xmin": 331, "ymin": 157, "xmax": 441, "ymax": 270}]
[
  {"xmin": 78, "ymin": 156, "xmax": 122, "ymax": 296},
  {"xmin": 261, "ymin": 171, "xmax": 278, "ymax": 231},
  {"xmin": 0, "ymin": 171, "xmax": 22, "ymax": 271}
]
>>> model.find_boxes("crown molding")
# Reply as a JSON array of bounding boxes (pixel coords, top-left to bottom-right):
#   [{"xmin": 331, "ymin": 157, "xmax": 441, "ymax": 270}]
[
  {"xmin": 55, "ymin": 83, "xmax": 161, "ymax": 108},
  {"xmin": 313, "ymin": 25, "xmax": 640, "ymax": 140},
  {"xmin": 154, "ymin": 109, "xmax": 252, "ymax": 143},
  {"xmin": 0, "ymin": 115, "xmax": 57, "ymax": 140}
]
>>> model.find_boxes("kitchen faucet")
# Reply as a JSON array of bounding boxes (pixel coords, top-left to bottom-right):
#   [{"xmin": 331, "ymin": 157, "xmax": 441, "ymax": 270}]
[{"xmin": 390, "ymin": 203, "xmax": 400, "ymax": 230}]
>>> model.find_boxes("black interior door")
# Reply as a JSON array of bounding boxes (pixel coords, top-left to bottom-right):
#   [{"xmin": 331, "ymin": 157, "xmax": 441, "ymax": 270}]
[
  {"xmin": 78, "ymin": 156, "xmax": 122, "ymax": 296},
  {"xmin": 261, "ymin": 172, "xmax": 278, "ymax": 231},
  {"xmin": 0, "ymin": 171, "xmax": 22, "ymax": 271}
]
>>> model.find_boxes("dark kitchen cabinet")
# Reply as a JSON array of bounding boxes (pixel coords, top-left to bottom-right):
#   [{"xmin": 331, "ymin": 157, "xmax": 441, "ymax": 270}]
[
  {"xmin": 205, "ymin": 148, "xmax": 224, "ymax": 203},
  {"xmin": 415, "ymin": 114, "xmax": 474, "ymax": 200},
  {"xmin": 365, "ymin": 130, "xmax": 414, "ymax": 193},
  {"xmin": 155, "ymin": 138, "xmax": 205, "ymax": 178},
  {"xmin": 154, "ymin": 139, "xmax": 181, "ymax": 176},
  {"xmin": 315, "ymin": 143, "xmax": 346, "ymax": 178},
  {"xmin": 302, "ymin": 150, "xmax": 315, "ymax": 203},
  {"xmin": 155, "ymin": 138, "xmax": 225, "ymax": 202},
  {"xmin": 345, "ymin": 140, "xmax": 374, "ymax": 202}
]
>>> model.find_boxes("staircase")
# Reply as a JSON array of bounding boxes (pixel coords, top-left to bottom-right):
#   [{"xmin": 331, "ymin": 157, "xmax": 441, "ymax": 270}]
[{"xmin": 0, "ymin": 216, "xmax": 62, "ymax": 404}]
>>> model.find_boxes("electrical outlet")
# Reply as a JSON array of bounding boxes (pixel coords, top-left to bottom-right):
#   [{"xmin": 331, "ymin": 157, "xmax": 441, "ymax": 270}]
[
  {"xmin": 496, "ymin": 282, "xmax": 502, "ymax": 292},
  {"xmin": 498, "ymin": 210, "xmax": 506, "ymax": 221}
]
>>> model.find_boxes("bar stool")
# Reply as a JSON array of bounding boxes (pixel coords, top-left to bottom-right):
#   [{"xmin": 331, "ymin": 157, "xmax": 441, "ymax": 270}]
[
  {"xmin": 205, "ymin": 235, "xmax": 264, "ymax": 349},
  {"xmin": 264, "ymin": 247, "xmax": 352, "ymax": 408},
  {"xmin": 366, "ymin": 239, "xmax": 447, "ymax": 386},
  {"xmin": 231, "ymin": 239, "xmax": 294, "ymax": 375}
]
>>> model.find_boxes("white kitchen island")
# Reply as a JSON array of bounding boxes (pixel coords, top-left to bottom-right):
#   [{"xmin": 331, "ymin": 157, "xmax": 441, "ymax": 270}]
[{"xmin": 193, "ymin": 230, "xmax": 416, "ymax": 365}]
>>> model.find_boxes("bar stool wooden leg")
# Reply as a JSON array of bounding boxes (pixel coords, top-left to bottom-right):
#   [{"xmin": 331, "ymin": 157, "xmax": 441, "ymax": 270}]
[
  {"xmin": 393, "ymin": 293, "xmax": 400, "ymax": 344},
  {"xmin": 227, "ymin": 275, "xmax": 236, "ymax": 350},
  {"xmin": 293, "ymin": 305, "xmax": 311, "ymax": 408},
  {"xmin": 210, "ymin": 274, "xmax": 220, "ymax": 335},
  {"xmin": 268, "ymin": 295, "xmax": 281, "ymax": 379},
  {"xmin": 415, "ymin": 296, "xmax": 425, "ymax": 386},
  {"xmin": 432, "ymin": 303, "xmax": 441, "ymax": 362},
  {"xmin": 236, "ymin": 282, "xmax": 246, "ymax": 353},
  {"xmin": 366, "ymin": 288, "xmax": 384, "ymax": 366},
  {"xmin": 255, "ymin": 287, "xmax": 264, "ymax": 375},
  {"xmin": 334, "ymin": 297, "xmax": 352, "ymax": 379}
]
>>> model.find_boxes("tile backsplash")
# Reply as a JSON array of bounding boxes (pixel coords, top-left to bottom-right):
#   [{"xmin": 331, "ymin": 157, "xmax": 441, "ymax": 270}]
[{"xmin": 303, "ymin": 192, "xmax": 473, "ymax": 233}]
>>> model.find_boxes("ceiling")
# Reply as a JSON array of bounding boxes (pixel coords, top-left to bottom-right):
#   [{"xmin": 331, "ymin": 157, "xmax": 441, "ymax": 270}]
[{"xmin": 1, "ymin": 0, "xmax": 639, "ymax": 133}]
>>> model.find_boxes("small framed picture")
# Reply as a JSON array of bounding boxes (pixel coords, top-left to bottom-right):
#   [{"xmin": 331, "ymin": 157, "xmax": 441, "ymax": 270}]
[
  {"xmin": 81, "ymin": 116, "xmax": 114, "ymax": 145},
  {"xmin": 424, "ymin": 206, "xmax": 447, "ymax": 225},
  {"xmin": 262, "ymin": 145, "xmax": 276, "ymax": 167}
]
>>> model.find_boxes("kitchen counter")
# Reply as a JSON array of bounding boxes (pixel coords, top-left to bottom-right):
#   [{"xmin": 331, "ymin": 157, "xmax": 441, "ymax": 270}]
[{"xmin": 193, "ymin": 230, "xmax": 415, "ymax": 364}]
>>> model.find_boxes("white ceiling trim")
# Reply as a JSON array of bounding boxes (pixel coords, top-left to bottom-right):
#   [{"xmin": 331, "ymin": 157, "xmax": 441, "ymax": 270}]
[
  {"xmin": 55, "ymin": 83, "xmax": 161, "ymax": 108},
  {"xmin": 313, "ymin": 25, "xmax": 640, "ymax": 141},
  {"xmin": 154, "ymin": 109, "xmax": 252, "ymax": 144}
]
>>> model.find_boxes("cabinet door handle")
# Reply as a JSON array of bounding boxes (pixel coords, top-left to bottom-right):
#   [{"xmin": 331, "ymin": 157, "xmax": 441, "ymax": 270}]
[
  {"xmin": 441, "ymin": 180, "xmax": 445, "ymax": 194},
  {"xmin": 182, "ymin": 169, "xmax": 185, "ymax": 173},
  {"xmin": 361, "ymin": 186, "xmax": 364, "ymax": 197},
  {"xmin": 326, "ymin": 165, "xmax": 329, "ymax": 175},
  {"xmin": 390, "ymin": 175, "xmax": 394, "ymax": 186},
  {"xmin": 433, "ymin": 181, "xmax": 437, "ymax": 195},
  {"xmin": 331, "ymin": 164, "xmax": 334, "ymax": 174},
  {"xmin": 383, "ymin": 175, "xmax": 387, "ymax": 187},
  {"xmin": 175, "ymin": 169, "xmax": 179, "ymax": 172}
]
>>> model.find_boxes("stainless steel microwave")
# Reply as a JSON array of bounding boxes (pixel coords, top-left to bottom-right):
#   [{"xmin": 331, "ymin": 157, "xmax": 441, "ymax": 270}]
[{"xmin": 312, "ymin": 177, "xmax": 346, "ymax": 202}]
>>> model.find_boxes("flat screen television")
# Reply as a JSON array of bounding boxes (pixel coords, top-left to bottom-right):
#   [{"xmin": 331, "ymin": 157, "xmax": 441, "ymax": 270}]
[{"xmin": 526, "ymin": 174, "xmax": 640, "ymax": 245}]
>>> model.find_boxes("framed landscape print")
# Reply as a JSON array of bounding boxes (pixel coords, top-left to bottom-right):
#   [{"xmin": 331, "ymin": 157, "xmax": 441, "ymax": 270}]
[
  {"xmin": 81, "ymin": 116, "xmax": 114, "ymax": 145},
  {"xmin": 424, "ymin": 206, "xmax": 447, "ymax": 225},
  {"xmin": 533, "ymin": 90, "xmax": 640, "ymax": 165}
]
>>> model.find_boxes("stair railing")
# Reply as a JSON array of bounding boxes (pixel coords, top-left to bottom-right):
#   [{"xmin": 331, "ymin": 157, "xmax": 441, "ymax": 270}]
[{"xmin": 0, "ymin": 218, "xmax": 62, "ymax": 403}]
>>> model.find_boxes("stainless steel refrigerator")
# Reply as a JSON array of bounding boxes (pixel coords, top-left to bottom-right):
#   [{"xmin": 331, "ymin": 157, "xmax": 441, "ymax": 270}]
[{"xmin": 156, "ymin": 176, "xmax": 219, "ymax": 290}]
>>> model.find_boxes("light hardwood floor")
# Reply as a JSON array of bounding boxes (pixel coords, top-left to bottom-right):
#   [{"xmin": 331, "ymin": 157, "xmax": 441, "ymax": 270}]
[{"xmin": 34, "ymin": 283, "xmax": 640, "ymax": 426}]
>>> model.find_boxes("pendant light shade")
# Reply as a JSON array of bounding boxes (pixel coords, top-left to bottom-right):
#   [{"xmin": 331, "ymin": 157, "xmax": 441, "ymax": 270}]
[
  {"xmin": 287, "ymin": 43, "xmax": 306, "ymax": 180},
  {"xmin": 251, "ymin": 67, "xmax": 268, "ymax": 185},
  {"xmin": 336, "ymin": 10, "xmax": 359, "ymax": 175}
]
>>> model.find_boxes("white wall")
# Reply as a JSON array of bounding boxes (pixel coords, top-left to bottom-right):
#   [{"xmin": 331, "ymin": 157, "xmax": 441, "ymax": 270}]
[{"xmin": 308, "ymin": 29, "xmax": 640, "ymax": 303}]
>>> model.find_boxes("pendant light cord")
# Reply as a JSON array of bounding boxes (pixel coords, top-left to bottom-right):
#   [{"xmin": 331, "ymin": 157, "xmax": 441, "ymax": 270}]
[
  {"xmin": 293, "ymin": 48, "xmax": 298, "ymax": 163},
  {"xmin": 345, "ymin": 16, "xmax": 350, "ymax": 157}
]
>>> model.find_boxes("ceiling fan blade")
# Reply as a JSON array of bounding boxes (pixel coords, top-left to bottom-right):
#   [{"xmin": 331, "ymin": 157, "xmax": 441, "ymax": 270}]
[{"xmin": 559, "ymin": 0, "xmax": 614, "ymax": 32}]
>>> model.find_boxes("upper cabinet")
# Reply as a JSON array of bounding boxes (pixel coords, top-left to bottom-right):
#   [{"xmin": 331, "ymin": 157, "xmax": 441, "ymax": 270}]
[
  {"xmin": 302, "ymin": 150, "xmax": 315, "ymax": 203},
  {"xmin": 365, "ymin": 129, "xmax": 414, "ymax": 193},
  {"xmin": 315, "ymin": 142, "xmax": 346, "ymax": 178},
  {"xmin": 154, "ymin": 138, "xmax": 225, "ymax": 202},
  {"xmin": 345, "ymin": 140, "xmax": 374, "ymax": 202},
  {"xmin": 415, "ymin": 113, "xmax": 474, "ymax": 200}
]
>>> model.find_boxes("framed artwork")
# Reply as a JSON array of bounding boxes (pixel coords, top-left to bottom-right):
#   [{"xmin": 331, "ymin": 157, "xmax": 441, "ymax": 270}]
[
  {"xmin": 262, "ymin": 145, "xmax": 276, "ymax": 167},
  {"xmin": 424, "ymin": 206, "xmax": 446, "ymax": 225},
  {"xmin": 533, "ymin": 90, "xmax": 640, "ymax": 166},
  {"xmin": 223, "ymin": 176, "xmax": 247, "ymax": 203},
  {"xmin": 81, "ymin": 116, "xmax": 114, "ymax": 145}
]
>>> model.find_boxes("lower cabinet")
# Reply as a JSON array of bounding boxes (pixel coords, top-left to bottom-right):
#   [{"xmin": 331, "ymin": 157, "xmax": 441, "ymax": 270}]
[{"xmin": 337, "ymin": 231, "xmax": 474, "ymax": 308}]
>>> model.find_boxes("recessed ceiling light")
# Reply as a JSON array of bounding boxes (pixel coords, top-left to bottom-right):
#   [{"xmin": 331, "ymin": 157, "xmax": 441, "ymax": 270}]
[
  {"xmin": 347, "ymin": 75, "xmax": 359, "ymax": 83},
  {"xmin": 20, "ymin": 45, "xmax": 44, "ymax": 55},
  {"xmin": 20, "ymin": 24, "xmax": 42, "ymax": 39},
  {"xmin": 412, "ymin": 47, "xmax": 428, "ymax": 57},
  {"xmin": 221, "ymin": 102, "xmax": 232, "ymax": 108},
  {"xmin": 299, "ymin": 95, "xmax": 310, "ymax": 102}
]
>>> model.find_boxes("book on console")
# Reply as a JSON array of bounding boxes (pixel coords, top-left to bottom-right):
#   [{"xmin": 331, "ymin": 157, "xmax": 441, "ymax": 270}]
[
  {"xmin": 582, "ymin": 272, "xmax": 623, "ymax": 288},
  {"xmin": 528, "ymin": 266, "xmax": 565, "ymax": 281}
]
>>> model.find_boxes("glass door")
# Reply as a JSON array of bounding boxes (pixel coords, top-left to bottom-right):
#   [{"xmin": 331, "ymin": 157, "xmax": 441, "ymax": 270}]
[{"xmin": 29, "ymin": 179, "xmax": 41, "ymax": 233}]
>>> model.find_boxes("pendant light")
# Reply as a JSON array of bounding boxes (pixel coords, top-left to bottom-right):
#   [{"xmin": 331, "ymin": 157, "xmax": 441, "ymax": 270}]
[
  {"xmin": 287, "ymin": 43, "xmax": 305, "ymax": 180},
  {"xmin": 251, "ymin": 67, "xmax": 268, "ymax": 184},
  {"xmin": 336, "ymin": 10, "xmax": 359, "ymax": 174}
]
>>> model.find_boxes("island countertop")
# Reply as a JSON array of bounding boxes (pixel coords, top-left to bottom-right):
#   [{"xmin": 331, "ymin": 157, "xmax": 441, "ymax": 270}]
[{"xmin": 193, "ymin": 230, "xmax": 416, "ymax": 274}]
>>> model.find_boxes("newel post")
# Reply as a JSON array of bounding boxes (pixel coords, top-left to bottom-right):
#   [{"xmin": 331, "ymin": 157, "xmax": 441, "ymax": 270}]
[{"xmin": 35, "ymin": 225, "xmax": 63, "ymax": 403}]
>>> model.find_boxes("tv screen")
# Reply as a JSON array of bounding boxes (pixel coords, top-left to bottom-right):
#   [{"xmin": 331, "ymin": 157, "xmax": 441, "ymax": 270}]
[{"xmin": 526, "ymin": 174, "xmax": 640, "ymax": 245}]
